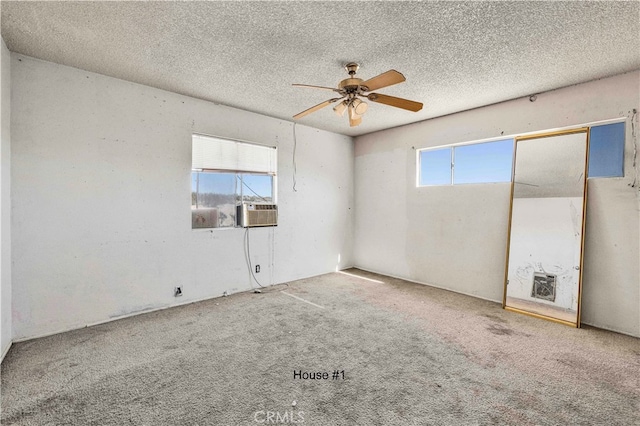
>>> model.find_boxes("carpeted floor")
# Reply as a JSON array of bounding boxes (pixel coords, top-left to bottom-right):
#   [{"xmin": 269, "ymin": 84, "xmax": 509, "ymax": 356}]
[{"xmin": 1, "ymin": 268, "xmax": 639, "ymax": 425}]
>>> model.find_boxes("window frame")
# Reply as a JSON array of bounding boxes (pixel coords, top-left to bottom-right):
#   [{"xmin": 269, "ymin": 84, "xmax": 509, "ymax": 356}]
[
  {"xmin": 191, "ymin": 134, "xmax": 277, "ymax": 230},
  {"xmin": 417, "ymin": 146, "xmax": 453, "ymax": 186},
  {"xmin": 417, "ymin": 138, "xmax": 515, "ymax": 187},
  {"xmin": 416, "ymin": 118, "xmax": 627, "ymax": 188}
]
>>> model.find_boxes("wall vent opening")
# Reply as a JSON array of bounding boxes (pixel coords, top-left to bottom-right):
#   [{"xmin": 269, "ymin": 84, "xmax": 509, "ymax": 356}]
[{"xmin": 531, "ymin": 273, "xmax": 557, "ymax": 302}]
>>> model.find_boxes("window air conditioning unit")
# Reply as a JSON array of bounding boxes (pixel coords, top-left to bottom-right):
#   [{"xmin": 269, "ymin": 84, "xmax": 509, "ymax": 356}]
[{"xmin": 236, "ymin": 203, "xmax": 278, "ymax": 228}]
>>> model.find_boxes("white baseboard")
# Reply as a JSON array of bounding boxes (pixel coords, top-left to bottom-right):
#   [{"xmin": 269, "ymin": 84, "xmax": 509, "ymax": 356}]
[
  {"xmin": 12, "ymin": 287, "xmax": 255, "ymax": 343},
  {"xmin": 352, "ymin": 265, "xmax": 501, "ymax": 304},
  {"xmin": 351, "ymin": 266, "xmax": 639, "ymax": 338},
  {"xmin": 12, "ymin": 267, "xmax": 358, "ymax": 344}
]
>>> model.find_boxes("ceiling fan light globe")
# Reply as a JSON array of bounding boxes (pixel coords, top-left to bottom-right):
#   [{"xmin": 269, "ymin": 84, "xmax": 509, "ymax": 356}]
[
  {"xmin": 348, "ymin": 105, "xmax": 359, "ymax": 119},
  {"xmin": 351, "ymin": 98, "xmax": 368, "ymax": 115},
  {"xmin": 333, "ymin": 100, "xmax": 348, "ymax": 116}
]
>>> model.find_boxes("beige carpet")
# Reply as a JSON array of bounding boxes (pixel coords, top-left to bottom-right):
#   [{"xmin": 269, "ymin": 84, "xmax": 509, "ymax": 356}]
[{"xmin": 2, "ymin": 269, "xmax": 639, "ymax": 425}]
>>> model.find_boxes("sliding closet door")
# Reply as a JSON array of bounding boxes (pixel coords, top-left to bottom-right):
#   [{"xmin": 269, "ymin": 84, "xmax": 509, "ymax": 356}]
[{"xmin": 503, "ymin": 129, "xmax": 589, "ymax": 327}]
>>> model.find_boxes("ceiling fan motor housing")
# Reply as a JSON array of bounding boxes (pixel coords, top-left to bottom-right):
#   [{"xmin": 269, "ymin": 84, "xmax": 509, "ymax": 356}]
[{"xmin": 338, "ymin": 78, "xmax": 365, "ymax": 93}]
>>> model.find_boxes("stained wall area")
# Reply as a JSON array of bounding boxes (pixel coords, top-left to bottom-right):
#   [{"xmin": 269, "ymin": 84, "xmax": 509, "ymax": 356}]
[
  {"xmin": 353, "ymin": 71, "xmax": 640, "ymax": 337},
  {"xmin": 9, "ymin": 54, "xmax": 354, "ymax": 341}
]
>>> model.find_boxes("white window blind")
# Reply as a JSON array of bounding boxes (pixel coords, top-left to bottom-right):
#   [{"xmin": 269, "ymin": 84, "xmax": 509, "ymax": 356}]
[{"xmin": 192, "ymin": 134, "xmax": 277, "ymax": 174}]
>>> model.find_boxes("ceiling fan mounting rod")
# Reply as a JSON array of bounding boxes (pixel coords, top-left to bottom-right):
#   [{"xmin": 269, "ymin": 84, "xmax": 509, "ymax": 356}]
[{"xmin": 345, "ymin": 62, "xmax": 360, "ymax": 76}]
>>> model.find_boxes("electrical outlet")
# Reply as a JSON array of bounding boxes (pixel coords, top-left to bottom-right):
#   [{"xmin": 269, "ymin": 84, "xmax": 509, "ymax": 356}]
[
  {"xmin": 255, "ymin": 265, "xmax": 260, "ymax": 273},
  {"xmin": 174, "ymin": 286, "xmax": 183, "ymax": 297}
]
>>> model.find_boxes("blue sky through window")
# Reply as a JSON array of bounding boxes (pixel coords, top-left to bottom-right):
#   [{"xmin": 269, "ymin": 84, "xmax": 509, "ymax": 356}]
[
  {"xmin": 454, "ymin": 140, "xmax": 513, "ymax": 184},
  {"xmin": 191, "ymin": 172, "xmax": 235, "ymax": 196},
  {"xmin": 240, "ymin": 174, "xmax": 273, "ymax": 199},
  {"xmin": 191, "ymin": 172, "xmax": 273, "ymax": 201},
  {"xmin": 420, "ymin": 148, "xmax": 452, "ymax": 185},
  {"xmin": 588, "ymin": 122, "xmax": 624, "ymax": 178},
  {"xmin": 419, "ymin": 140, "xmax": 513, "ymax": 186},
  {"xmin": 419, "ymin": 122, "xmax": 625, "ymax": 187}
]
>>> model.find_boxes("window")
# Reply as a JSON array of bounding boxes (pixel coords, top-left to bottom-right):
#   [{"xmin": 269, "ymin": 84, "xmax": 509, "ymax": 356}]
[
  {"xmin": 453, "ymin": 140, "xmax": 513, "ymax": 184},
  {"xmin": 419, "ymin": 148, "xmax": 452, "ymax": 185},
  {"xmin": 588, "ymin": 122, "xmax": 625, "ymax": 178},
  {"xmin": 191, "ymin": 135, "xmax": 276, "ymax": 229},
  {"xmin": 418, "ymin": 139, "xmax": 514, "ymax": 186},
  {"xmin": 418, "ymin": 121, "xmax": 625, "ymax": 187}
]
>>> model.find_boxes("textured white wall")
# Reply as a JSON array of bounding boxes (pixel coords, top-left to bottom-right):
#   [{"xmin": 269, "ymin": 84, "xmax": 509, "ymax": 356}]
[
  {"xmin": 1, "ymin": 39, "xmax": 12, "ymax": 359},
  {"xmin": 354, "ymin": 71, "xmax": 640, "ymax": 336},
  {"xmin": 10, "ymin": 54, "xmax": 354, "ymax": 340}
]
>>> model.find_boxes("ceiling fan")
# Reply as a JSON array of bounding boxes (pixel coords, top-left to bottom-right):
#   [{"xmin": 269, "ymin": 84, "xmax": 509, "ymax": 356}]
[{"xmin": 292, "ymin": 62, "xmax": 423, "ymax": 127}]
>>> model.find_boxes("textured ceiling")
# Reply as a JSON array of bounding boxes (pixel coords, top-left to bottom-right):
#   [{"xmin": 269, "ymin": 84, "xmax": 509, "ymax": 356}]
[{"xmin": 1, "ymin": 1, "xmax": 639, "ymax": 137}]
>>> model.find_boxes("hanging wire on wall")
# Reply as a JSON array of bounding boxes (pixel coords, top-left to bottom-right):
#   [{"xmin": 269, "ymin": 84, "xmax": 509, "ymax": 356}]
[
  {"xmin": 630, "ymin": 108, "xmax": 638, "ymax": 189},
  {"xmin": 269, "ymin": 225, "xmax": 276, "ymax": 287},
  {"xmin": 244, "ymin": 227, "xmax": 264, "ymax": 288}
]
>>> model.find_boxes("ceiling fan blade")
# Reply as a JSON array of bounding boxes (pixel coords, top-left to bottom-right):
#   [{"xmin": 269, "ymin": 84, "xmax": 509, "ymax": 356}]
[
  {"xmin": 293, "ymin": 98, "xmax": 342, "ymax": 120},
  {"xmin": 348, "ymin": 104, "xmax": 362, "ymax": 127},
  {"xmin": 292, "ymin": 84, "xmax": 341, "ymax": 93},
  {"xmin": 367, "ymin": 93, "xmax": 423, "ymax": 112},
  {"xmin": 361, "ymin": 70, "xmax": 405, "ymax": 91}
]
